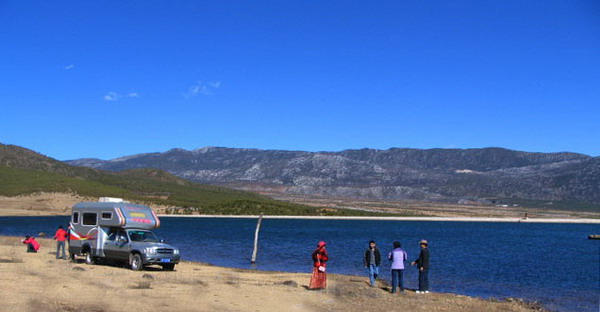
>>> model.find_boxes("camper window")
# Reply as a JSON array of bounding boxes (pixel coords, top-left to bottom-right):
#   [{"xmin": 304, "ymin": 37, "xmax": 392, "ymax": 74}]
[
  {"xmin": 82, "ymin": 213, "xmax": 97, "ymax": 226},
  {"xmin": 72, "ymin": 212, "xmax": 79, "ymax": 224},
  {"xmin": 101, "ymin": 212, "xmax": 113, "ymax": 219}
]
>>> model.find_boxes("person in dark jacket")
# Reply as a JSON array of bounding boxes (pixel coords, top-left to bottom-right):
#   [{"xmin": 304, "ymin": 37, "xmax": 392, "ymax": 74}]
[
  {"xmin": 363, "ymin": 240, "xmax": 381, "ymax": 286},
  {"xmin": 411, "ymin": 239, "xmax": 430, "ymax": 293}
]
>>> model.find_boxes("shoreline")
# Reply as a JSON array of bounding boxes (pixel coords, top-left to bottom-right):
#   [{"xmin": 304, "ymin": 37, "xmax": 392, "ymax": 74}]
[
  {"xmin": 158, "ymin": 214, "xmax": 600, "ymax": 224},
  {"xmin": 0, "ymin": 236, "xmax": 545, "ymax": 312},
  {"xmin": 1, "ymin": 212, "xmax": 599, "ymax": 224}
]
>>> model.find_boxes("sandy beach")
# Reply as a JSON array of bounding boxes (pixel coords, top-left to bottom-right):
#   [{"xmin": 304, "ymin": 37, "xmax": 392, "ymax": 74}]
[{"xmin": 0, "ymin": 236, "xmax": 544, "ymax": 312}]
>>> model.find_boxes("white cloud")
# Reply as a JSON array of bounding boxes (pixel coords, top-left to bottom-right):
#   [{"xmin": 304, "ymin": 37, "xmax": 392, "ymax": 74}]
[
  {"xmin": 104, "ymin": 91, "xmax": 140, "ymax": 101},
  {"xmin": 64, "ymin": 64, "xmax": 75, "ymax": 70},
  {"xmin": 184, "ymin": 81, "xmax": 221, "ymax": 98},
  {"xmin": 104, "ymin": 91, "xmax": 120, "ymax": 101}
]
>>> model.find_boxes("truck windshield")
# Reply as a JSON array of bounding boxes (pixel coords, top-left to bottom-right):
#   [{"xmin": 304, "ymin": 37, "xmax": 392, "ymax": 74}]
[{"xmin": 127, "ymin": 230, "xmax": 159, "ymax": 242}]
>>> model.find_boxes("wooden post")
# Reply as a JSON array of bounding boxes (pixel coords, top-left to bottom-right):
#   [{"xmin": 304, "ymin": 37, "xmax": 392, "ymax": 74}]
[{"xmin": 251, "ymin": 214, "xmax": 263, "ymax": 264}]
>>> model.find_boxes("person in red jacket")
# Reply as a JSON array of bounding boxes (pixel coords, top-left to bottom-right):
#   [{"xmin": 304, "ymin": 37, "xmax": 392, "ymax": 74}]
[
  {"xmin": 22, "ymin": 235, "xmax": 40, "ymax": 253},
  {"xmin": 309, "ymin": 241, "xmax": 329, "ymax": 290},
  {"xmin": 53, "ymin": 225, "xmax": 68, "ymax": 259}
]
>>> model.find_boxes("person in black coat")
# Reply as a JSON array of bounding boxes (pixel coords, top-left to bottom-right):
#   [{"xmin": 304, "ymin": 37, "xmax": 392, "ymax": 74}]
[
  {"xmin": 411, "ymin": 239, "xmax": 430, "ymax": 293},
  {"xmin": 363, "ymin": 240, "xmax": 381, "ymax": 286}
]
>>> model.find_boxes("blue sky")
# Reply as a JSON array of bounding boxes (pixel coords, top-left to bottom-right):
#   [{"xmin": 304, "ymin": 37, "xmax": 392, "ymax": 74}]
[{"xmin": 1, "ymin": 1, "xmax": 599, "ymax": 160}]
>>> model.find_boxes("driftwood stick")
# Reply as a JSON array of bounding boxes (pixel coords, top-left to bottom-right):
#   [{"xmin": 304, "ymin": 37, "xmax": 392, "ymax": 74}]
[{"xmin": 251, "ymin": 214, "xmax": 263, "ymax": 264}]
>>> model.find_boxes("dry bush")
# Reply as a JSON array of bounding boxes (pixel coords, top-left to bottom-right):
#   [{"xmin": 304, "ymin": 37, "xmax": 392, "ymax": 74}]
[
  {"xmin": 223, "ymin": 272, "xmax": 240, "ymax": 286},
  {"xmin": 278, "ymin": 280, "xmax": 299, "ymax": 287},
  {"xmin": 131, "ymin": 280, "xmax": 153, "ymax": 289},
  {"xmin": 30, "ymin": 300, "xmax": 107, "ymax": 312},
  {"xmin": 0, "ymin": 256, "xmax": 23, "ymax": 263}
]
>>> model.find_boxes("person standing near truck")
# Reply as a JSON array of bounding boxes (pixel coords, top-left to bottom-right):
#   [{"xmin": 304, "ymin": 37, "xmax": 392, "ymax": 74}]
[
  {"xmin": 53, "ymin": 225, "xmax": 68, "ymax": 259},
  {"xmin": 411, "ymin": 239, "xmax": 430, "ymax": 293},
  {"xmin": 364, "ymin": 240, "xmax": 381, "ymax": 287}
]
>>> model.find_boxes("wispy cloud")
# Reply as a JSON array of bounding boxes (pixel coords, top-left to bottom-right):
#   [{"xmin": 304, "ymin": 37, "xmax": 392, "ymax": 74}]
[
  {"xmin": 64, "ymin": 64, "xmax": 75, "ymax": 70},
  {"xmin": 184, "ymin": 81, "xmax": 221, "ymax": 98},
  {"xmin": 103, "ymin": 91, "xmax": 140, "ymax": 101},
  {"xmin": 104, "ymin": 91, "xmax": 120, "ymax": 101}
]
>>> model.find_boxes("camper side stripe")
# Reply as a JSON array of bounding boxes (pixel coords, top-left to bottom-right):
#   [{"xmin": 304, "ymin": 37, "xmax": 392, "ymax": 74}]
[
  {"xmin": 116, "ymin": 207, "xmax": 126, "ymax": 226},
  {"xmin": 151, "ymin": 210, "xmax": 160, "ymax": 229}
]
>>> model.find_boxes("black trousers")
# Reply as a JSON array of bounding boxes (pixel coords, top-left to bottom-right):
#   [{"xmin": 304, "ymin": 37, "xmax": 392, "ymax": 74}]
[{"xmin": 418, "ymin": 269, "xmax": 429, "ymax": 291}]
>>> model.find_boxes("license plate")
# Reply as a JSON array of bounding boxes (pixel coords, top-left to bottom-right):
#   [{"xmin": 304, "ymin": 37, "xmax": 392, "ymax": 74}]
[{"xmin": 160, "ymin": 258, "xmax": 171, "ymax": 263}]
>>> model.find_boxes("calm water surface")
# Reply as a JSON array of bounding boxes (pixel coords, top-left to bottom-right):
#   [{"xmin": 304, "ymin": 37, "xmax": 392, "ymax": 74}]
[{"xmin": 0, "ymin": 216, "xmax": 598, "ymax": 312}]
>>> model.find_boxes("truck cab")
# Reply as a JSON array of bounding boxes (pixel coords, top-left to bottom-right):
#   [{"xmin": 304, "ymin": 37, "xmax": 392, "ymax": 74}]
[{"xmin": 68, "ymin": 198, "xmax": 180, "ymax": 271}]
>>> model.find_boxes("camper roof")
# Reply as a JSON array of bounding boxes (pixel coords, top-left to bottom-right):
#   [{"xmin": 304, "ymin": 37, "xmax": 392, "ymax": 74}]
[{"xmin": 73, "ymin": 202, "xmax": 160, "ymax": 229}]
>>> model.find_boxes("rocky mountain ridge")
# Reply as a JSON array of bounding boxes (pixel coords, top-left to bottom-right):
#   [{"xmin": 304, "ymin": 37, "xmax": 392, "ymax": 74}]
[{"xmin": 66, "ymin": 147, "xmax": 600, "ymax": 204}]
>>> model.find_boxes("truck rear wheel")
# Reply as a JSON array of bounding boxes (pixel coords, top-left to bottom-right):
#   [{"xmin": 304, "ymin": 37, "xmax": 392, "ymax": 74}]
[
  {"xmin": 130, "ymin": 254, "xmax": 143, "ymax": 271},
  {"xmin": 161, "ymin": 264, "xmax": 175, "ymax": 271}
]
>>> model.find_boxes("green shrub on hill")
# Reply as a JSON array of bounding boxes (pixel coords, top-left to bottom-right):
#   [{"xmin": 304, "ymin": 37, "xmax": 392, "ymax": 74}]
[{"xmin": 0, "ymin": 164, "xmax": 387, "ymax": 216}]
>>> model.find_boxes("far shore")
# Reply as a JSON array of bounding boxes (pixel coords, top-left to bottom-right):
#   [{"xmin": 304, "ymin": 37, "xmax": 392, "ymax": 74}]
[
  {"xmin": 158, "ymin": 214, "xmax": 600, "ymax": 224},
  {"xmin": 1, "ymin": 193, "xmax": 598, "ymax": 224}
]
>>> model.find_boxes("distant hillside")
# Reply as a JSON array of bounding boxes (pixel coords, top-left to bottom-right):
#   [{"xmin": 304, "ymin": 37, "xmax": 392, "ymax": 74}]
[
  {"xmin": 0, "ymin": 144, "xmax": 379, "ymax": 216},
  {"xmin": 66, "ymin": 146, "xmax": 600, "ymax": 208}
]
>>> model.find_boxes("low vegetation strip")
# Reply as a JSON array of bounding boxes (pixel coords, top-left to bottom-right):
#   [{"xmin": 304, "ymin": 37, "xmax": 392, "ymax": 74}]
[{"xmin": 0, "ymin": 166, "xmax": 388, "ymax": 216}]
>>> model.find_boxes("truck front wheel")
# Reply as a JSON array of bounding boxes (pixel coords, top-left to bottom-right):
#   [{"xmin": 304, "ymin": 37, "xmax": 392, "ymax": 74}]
[{"xmin": 130, "ymin": 254, "xmax": 143, "ymax": 271}]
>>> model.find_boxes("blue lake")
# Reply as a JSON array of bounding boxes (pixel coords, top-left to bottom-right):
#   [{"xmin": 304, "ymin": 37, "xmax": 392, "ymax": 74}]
[{"xmin": 0, "ymin": 216, "xmax": 598, "ymax": 312}]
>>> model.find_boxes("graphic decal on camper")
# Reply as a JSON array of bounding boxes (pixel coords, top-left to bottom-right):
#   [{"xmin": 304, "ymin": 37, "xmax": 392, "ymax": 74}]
[
  {"xmin": 68, "ymin": 223, "xmax": 98, "ymax": 241},
  {"xmin": 119, "ymin": 205, "xmax": 160, "ymax": 228}
]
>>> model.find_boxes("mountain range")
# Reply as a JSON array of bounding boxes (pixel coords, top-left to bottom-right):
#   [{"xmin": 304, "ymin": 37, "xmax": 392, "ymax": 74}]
[
  {"xmin": 0, "ymin": 144, "xmax": 375, "ymax": 216},
  {"xmin": 66, "ymin": 147, "xmax": 600, "ymax": 205}
]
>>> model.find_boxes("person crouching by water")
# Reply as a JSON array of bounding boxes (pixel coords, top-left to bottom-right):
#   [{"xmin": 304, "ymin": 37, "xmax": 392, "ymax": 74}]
[
  {"xmin": 364, "ymin": 240, "xmax": 381, "ymax": 287},
  {"xmin": 309, "ymin": 241, "xmax": 329, "ymax": 290},
  {"xmin": 53, "ymin": 225, "xmax": 68, "ymax": 260},
  {"xmin": 411, "ymin": 239, "xmax": 430, "ymax": 293},
  {"xmin": 388, "ymin": 241, "xmax": 408, "ymax": 293},
  {"xmin": 22, "ymin": 235, "xmax": 40, "ymax": 253}
]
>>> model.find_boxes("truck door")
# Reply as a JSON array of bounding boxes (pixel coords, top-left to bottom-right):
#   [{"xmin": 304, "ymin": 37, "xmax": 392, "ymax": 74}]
[
  {"xmin": 104, "ymin": 229, "xmax": 130, "ymax": 261},
  {"xmin": 95, "ymin": 226, "xmax": 108, "ymax": 257}
]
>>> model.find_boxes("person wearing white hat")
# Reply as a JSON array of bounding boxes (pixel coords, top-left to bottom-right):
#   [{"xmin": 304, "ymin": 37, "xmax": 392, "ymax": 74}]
[{"xmin": 411, "ymin": 239, "xmax": 430, "ymax": 293}]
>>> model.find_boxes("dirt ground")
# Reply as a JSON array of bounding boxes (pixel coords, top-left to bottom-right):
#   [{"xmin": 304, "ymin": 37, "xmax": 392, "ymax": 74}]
[
  {"xmin": 0, "ymin": 193, "xmax": 91, "ymax": 216},
  {"xmin": 0, "ymin": 236, "xmax": 543, "ymax": 312},
  {"xmin": 0, "ymin": 193, "xmax": 174, "ymax": 216},
  {"xmin": 269, "ymin": 194, "xmax": 600, "ymax": 219}
]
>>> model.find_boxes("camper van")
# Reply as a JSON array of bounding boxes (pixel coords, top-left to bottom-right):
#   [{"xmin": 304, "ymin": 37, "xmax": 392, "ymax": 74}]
[{"xmin": 68, "ymin": 198, "xmax": 180, "ymax": 271}]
